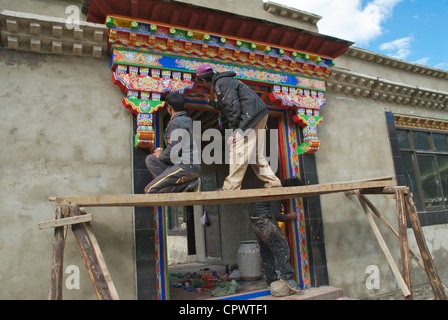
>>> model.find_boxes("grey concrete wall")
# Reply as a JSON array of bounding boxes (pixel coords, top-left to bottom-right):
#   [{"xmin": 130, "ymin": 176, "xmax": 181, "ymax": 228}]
[
  {"xmin": 318, "ymin": 84, "xmax": 448, "ymax": 299},
  {"xmin": 0, "ymin": 0, "xmax": 85, "ymax": 20},
  {"xmin": 174, "ymin": 0, "xmax": 320, "ymax": 33},
  {"xmin": 336, "ymin": 53, "xmax": 447, "ymax": 93},
  {"xmin": 0, "ymin": 49, "xmax": 136, "ymax": 299}
]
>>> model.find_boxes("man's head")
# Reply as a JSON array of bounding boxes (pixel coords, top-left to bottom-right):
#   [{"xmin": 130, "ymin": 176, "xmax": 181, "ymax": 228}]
[
  {"xmin": 195, "ymin": 64, "xmax": 215, "ymax": 84},
  {"xmin": 165, "ymin": 92, "xmax": 185, "ymax": 116},
  {"xmin": 281, "ymin": 177, "xmax": 305, "ymax": 187}
]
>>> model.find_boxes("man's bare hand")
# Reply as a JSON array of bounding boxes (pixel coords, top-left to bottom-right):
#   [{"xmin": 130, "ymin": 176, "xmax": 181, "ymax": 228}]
[
  {"xmin": 198, "ymin": 94, "xmax": 210, "ymax": 102},
  {"xmin": 153, "ymin": 148, "xmax": 162, "ymax": 158},
  {"xmin": 286, "ymin": 212, "xmax": 298, "ymax": 221}
]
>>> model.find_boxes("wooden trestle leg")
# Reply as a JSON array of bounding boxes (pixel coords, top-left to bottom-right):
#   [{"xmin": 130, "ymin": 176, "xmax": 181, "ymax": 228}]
[
  {"xmin": 45, "ymin": 200, "xmax": 119, "ymax": 300},
  {"xmin": 68, "ymin": 202, "xmax": 119, "ymax": 300},
  {"xmin": 48, "ymin": 205, "xmax": 68, "ymax": 300},
  {"xmin": 395, "ymin": 188, "xmax": 413, "ymax": 300},
  {"xmin": 404, "ymin": 190, "xmax": 447, "ymax": 300}
]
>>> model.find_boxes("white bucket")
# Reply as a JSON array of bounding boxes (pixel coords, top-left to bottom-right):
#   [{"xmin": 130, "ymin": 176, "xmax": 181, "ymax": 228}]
[{"xmin": 237, "ymin": 240, "xmax": 262, "ymax": 281}]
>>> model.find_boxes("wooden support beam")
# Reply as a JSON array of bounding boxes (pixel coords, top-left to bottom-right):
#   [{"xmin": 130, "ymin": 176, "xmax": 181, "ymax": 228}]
[
  {"xmin": 344, "ymin": 177, "xmax": 399, "ymax": 195},
  {"xmin": 405, "ymin": 192, "xmax": 447, "ymax": 300},
  {"xmin": 358, "ymin": 193, "xmax": 424, "ymax": 270},
  {"xmin": 356, "ymin": 192, "xmax": 448, "ymax": 295},
  {"xmin": 395, "ymin": 188, "xmax": 413, "ymax": 300},
  {"xmin": 69, "ymin": 203, "xmax": 119, "ymax": 300},
  {"xmin": 48, "ymin": 205, "xmax": 68, "ymax": 300},
  {"xmin": 354, "ymin": 191, "xmax": 411, "ymax": 298},
  {"xmin": 345, "ymin": 187, "xmax": 398, "ymax": 195},
  {"xmin": 39, "ymin": 214, "xmax": 93, "ymax": 230},
  {"xmin": 51, "ymin": 179, "xmax": 397, "ymax": 208}
]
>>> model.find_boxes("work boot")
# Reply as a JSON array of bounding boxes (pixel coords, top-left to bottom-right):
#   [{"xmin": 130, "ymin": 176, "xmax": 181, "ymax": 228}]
[
  {"xmin": 269, "ymin": 280, "xmax": 294, "ymax": 297},
  {"xmin": 280, "ymin": 278, "xmax": 302, "ymax": 293}
]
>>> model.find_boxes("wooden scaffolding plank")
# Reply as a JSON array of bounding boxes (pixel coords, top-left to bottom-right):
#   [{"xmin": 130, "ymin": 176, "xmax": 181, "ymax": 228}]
[{"xmin": 51, "ymin": 179, "xmax": 397, "ymax": 208}]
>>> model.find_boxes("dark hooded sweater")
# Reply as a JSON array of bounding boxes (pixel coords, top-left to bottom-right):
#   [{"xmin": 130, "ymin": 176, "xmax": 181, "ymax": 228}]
[{"xmin": 211, "ymin": 71, "xmax": 268, "ymax": 132}]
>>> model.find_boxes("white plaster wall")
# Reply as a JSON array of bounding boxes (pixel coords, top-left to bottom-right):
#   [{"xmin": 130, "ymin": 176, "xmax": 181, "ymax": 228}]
[
  {"xmin": 318, "ymin": 88, "xmax": 448, "ymax": 299},
  {"xmin": 407, "ymin": 224, "xmax": 448, "ymax": 289},
  {"xmin": 0, "ymin": 49, "xmax": 135, "ymax": 299},
  {"xmin": 167, "ymin": 233, "xmax": 197, "ymax": 265}
]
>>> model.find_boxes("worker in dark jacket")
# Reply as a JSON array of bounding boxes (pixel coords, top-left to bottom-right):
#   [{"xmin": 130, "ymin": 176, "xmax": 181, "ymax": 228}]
[
  {"xmin": 250, "ymin": 177, "xmax": 304, "ymax": 293},
  {"xmin": 195, "ymin": 64, "xmax": 282, "ymax": 191},
  {"xmin": 144, "ymin": 92, "xmax": 200, "ymax": 194}
]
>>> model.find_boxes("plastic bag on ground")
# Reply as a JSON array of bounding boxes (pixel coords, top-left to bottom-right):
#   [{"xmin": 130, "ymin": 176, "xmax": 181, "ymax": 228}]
[{"xmin": 211, "ymin": 280, "xmax": 238, "ymax": 297}]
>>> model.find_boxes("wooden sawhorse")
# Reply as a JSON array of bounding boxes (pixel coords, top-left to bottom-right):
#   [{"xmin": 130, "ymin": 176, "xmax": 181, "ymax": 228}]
[{"xmin": 40, "ymin": 178, "xmax": 447, "ymax": 300}]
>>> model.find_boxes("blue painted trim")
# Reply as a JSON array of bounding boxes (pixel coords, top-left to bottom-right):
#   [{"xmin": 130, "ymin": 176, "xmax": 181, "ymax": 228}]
[{"xmin": 217, "ymin": 290, "xmax": 271, "ymax": 301}]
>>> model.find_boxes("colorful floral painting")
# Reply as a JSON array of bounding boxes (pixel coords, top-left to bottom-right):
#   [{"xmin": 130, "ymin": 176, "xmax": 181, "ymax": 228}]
[
  {"xmin": 112, "ymin": 48, "xmax": 327, "ymax": 91},
  {"xmin": 284, "ymin": 114, "xmax": 311, "ymax": 289},
  {"xmin": 270, "ymin": 91, "xmax": 327, "ymax": 109},
  {"xmin": 296, "ymin": 77, "xmax": 326, "ymax": 91},
  {"xmin": 114, "ymin": 72, "xmax": 194, "ymax": 94},
  {"xmin": 175, "ymin": 59, "xmax": 288, "ymax": 84},
  {"xmin": 113, "ymin": 50, "xmax": 163, "ymax": 67}
]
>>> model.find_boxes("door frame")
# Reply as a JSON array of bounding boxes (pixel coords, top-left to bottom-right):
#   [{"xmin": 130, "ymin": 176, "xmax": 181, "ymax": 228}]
[{"xmin": 151, "ymin": 105, "xmax": 310, "ymax": 300}]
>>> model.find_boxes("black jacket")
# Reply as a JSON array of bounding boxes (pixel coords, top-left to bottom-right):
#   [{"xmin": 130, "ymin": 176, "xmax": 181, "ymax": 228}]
[
  {"xmin": 250, "ymin": 200, "xmax": 288, "ymax": 223},
  {"xmin": 159, "ymin": 111, "xmax": 200, "ymax": 172},
  {"xmin": 211, "ymin": 72, "xmax": 268, "ymax": 132}
]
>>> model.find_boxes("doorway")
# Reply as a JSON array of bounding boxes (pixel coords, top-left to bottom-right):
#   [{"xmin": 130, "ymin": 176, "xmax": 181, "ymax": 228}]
[
  {"xmin": 201, "ymin": 172, "xmax": 222, "ymax": 260},
  {"xmin": 134, "ymin": 89, "xmax": 315, "ymax": 300}
]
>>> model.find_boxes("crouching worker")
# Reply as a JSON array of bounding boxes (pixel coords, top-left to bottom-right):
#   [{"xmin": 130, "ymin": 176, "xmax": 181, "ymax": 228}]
[
  {"xmin": 144, "ymin": 92, "xmax": 200, "ymax": 194},
  {"xmin": 249, "ymin": 177, "xmax": 304, "ymax": 294}
]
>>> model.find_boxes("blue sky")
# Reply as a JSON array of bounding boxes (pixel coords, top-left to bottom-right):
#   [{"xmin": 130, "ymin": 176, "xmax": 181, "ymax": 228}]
[{"xmin": 268, "ymin": 0, "xmax": 448, "ymax": 71}]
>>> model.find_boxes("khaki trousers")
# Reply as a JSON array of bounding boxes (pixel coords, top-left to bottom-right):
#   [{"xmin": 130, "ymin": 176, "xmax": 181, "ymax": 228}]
[{"xmin": 222, "ymin": 115, "xmax": 282, "ymax": 191}]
